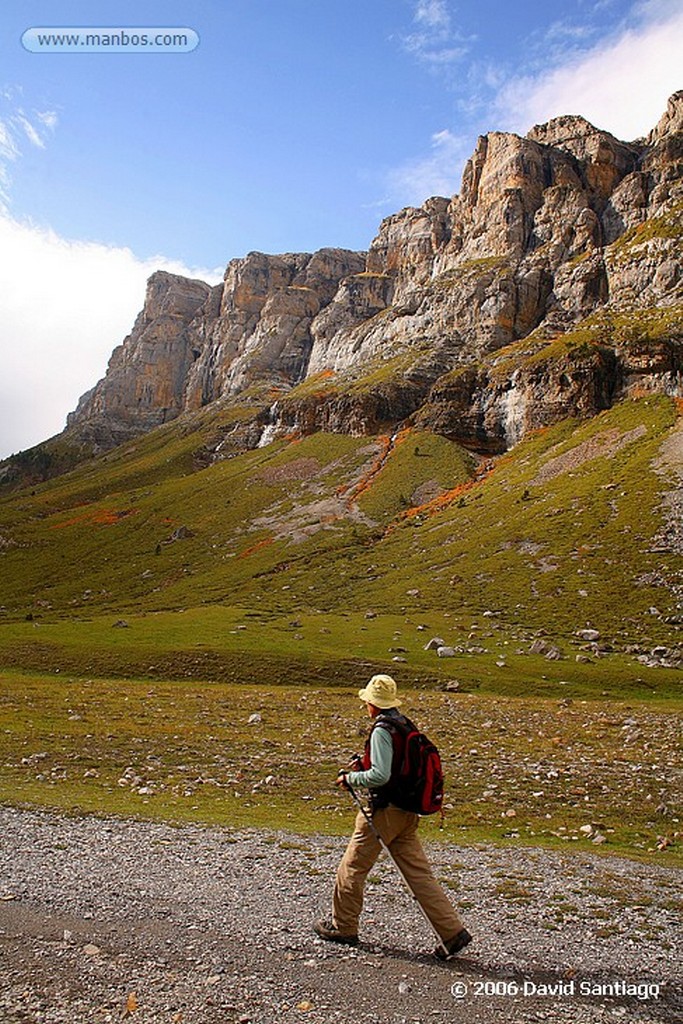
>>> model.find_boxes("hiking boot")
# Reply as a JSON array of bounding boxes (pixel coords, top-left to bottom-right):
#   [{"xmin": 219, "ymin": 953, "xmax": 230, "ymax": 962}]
[
  {"xmin": 435, "ymin": 928, "xmax": 472, "ymax": 960},
  {"xmin": 313, "ymin": 918, "xmax": 359, "ymax": 947}
]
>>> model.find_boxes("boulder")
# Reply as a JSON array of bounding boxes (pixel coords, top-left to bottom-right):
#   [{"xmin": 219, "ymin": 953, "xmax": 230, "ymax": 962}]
[{"xmin": 424, "ymin": 637, "xmax": 446, "ymax": 651}]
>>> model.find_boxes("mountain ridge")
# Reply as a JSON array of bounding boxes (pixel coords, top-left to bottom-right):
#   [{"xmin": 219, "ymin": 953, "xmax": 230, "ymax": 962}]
[{"xmin": 2, "ymin": 92, "xmax": 681, "ymax": 487}]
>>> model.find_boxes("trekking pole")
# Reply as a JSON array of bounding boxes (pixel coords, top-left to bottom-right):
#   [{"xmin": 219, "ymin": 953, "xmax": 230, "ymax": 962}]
[{"xmin": 345, "ymin": 779, "xmax": 451, "ymax": 959}]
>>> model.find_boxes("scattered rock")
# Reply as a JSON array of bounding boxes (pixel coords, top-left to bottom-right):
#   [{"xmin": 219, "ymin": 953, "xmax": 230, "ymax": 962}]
[
  {"xmin": 424, "ymin": 637, "xmax": 446, "ymax": 651},
  {"xmin": 165, "ymin": 526, "xmax": 194, "ymax": 543},
  {"xmin": 576, "ymin": 629, "xmax": 600, "ymax": 641},
  {"xmin": 530, "ymin": 639, "xmax": 562, "ymax": 659}
]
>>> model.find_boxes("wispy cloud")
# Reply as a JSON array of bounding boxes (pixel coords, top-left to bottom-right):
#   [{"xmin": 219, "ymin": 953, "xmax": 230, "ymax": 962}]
[
  {"xmin": 0, "ymin": 213, "xmax": 222, "ymax": 458},
  {"xmin": 0, "ymin": 88, "xmax": 58, "ymax": 207},
  {"xmin": 386, "ymin": 0, "xmax": 682, "ymax": 215},
  {"xmin": 403, "ymin": 0, "xmax": 472, "ymax": 67},
  {"xmin": 494, "ymin": 0, "xmax": 683, "ymax": 139},
  {"xmin": 415, "ymin": 0, "xmax": 451, "ymax": 30},
  {"xmin": 0, "ymin": 120, "xmax": 20, "ymax": 162},
  {"xmin": 385, "ymin": 128, "xmax": 471, "ymax": 206}
]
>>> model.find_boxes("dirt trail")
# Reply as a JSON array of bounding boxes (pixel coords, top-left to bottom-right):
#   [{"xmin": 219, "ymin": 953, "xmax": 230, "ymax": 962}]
[{"xmin": 0, "ymin": 807, "xmax": 680, "ymax": 1024}]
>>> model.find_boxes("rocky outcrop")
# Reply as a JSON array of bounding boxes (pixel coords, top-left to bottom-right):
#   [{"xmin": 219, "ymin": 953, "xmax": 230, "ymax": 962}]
[
  {"xmin": 184, "ymin": 248, "xmax": 366, "ymax": 409},
  {"xmin": 416, "ymin": 345, "xmax": 620, "ymax": 452},
  {"xmin": 7, "ymin": 94, "xmax": 682, "ymax": 479},
  {"xmin": 64, "ymin": 249, "xmax": 365, "ymax": 450},
  {"xmin": 417, "ymin": 309, "xmax": 683, "ymax": 452},
  {"xmin": 66, "ymin": 272, "xmax": 211, "ymax": 449}
]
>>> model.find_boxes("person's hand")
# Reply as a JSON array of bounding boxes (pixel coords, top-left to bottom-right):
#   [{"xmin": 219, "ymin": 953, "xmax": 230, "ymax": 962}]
[{"xmin": 336, "ymin": 769, "xmax": 350, "ymax": 790}]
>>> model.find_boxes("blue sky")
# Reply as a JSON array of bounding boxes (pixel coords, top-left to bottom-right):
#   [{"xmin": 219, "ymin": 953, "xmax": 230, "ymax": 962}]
[{"xmin": 1, "ymin": 0, "xmax": 681, "ymax": 456}]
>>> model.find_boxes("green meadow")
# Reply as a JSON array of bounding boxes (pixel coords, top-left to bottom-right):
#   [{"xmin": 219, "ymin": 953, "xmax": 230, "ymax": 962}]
[
  {"xmin": 0, "ymin": 671, "xmax": 679, "ymax": 865},
  {"xmin": 0, "ymin": 394, "xmax": 681, "ymax": 863}
]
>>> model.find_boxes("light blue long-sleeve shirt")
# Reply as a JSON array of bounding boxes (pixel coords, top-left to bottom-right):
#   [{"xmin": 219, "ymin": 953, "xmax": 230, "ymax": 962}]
[{"xmin": 346, "ymin": 723, "xmax": 394, "ymax": 789}]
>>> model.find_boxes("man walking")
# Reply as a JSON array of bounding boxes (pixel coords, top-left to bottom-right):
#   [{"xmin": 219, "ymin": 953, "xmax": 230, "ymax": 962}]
[{"xmin": 314, "ymin": 674, "xmax": 471, "ymax": 958}]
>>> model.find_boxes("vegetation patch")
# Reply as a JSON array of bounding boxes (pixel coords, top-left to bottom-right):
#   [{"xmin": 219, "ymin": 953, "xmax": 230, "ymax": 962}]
[
  {"xmin": 480, "ymin": 305, "xmax": 682, "ymax": 382},
  {"xmin": 431, "ymin": 257, "xmax": 507, "ymax": 288},
  {"xmin": 0, "ymin": 671, "xmax": 679, "ymax": 864},
  {"xmin": 610, "ymin": 200, "xmax": 683, "ymax": 253},
  {"xmin": 281, "ymin": 370, "xmax": 340, "ymax": 402}
]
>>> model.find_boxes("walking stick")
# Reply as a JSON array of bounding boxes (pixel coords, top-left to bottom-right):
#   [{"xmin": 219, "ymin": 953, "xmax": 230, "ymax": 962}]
[{"xmin": 345, "ymin": 779, "xmax": 451, "ymax": 959}]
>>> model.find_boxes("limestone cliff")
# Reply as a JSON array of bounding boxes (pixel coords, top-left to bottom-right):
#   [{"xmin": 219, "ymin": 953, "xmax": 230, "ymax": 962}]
[
  {"xmin": 183, "ymin": 248, "xmax": 365, "ymax": 409},
  {"xmin": 13, "ymin": 93, "xmax": 683, "ymax": 470},
  {"xmin": 63, "ymin": 250, "xmax": 365, "ymax": 452},
  {"xmin": 277, "ymin": 92, "xmax": 683, "ymax": 448},
  {"xmin": 66, "ymin": 271, "xmax": 211, "ymax": 449}
]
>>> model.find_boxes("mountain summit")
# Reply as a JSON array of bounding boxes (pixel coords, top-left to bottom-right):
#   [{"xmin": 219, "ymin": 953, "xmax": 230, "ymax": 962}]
[{"xmin": 2, "ymin": 93, "xmax": 681, "ymax": 482}]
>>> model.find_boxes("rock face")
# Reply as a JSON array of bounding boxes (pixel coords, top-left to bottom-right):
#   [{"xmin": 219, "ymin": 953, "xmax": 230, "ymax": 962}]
[
  {"xmin": 46, "ymin": 93, "xmax": 683, "ymax": 457},
  {"xmin": 67, "ymin": 252, "xmax": 365, "ymax": 451},
  {"xmin": 67, "ymin": 272, "xmax": 212, "ymax": 448},
  {"xmin": 184, "ymin": 248, "xmax": 365, "ymax": 410}
]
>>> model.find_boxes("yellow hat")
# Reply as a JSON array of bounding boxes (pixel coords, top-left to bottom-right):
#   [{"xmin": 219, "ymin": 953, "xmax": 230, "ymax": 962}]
[{"xmin": 358, "ymin": 674, "xmax": 402, "ymax": 709}]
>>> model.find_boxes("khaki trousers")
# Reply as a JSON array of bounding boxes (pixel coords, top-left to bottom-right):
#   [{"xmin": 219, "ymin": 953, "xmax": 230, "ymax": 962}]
[{"xmin": 332, "ymin": 805, "xmax": 464, "ymax": 942}]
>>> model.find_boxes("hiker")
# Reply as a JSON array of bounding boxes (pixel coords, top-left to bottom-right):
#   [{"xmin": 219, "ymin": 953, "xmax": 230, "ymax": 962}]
[{"xmin": 314, "ymin": 674, "xmax": 471, "ymax": 958}]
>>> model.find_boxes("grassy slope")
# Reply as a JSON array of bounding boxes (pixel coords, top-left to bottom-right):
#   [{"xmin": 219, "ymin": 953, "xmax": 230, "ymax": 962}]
[
  {"xmin": 0, "ymin": 395, "xmax": 681, "ymax": 861},
  {"xmin": 0, "ymin": 396, "xmax": 680, "ymax": 683}
]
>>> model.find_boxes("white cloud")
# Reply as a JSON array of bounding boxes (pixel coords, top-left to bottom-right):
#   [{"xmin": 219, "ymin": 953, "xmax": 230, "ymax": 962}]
[
  {"xmin": 0, "ymin": 213, "xmax": 222, "ymax": 459},
  {"xmin": 404, "ymin": 0, "xmax": 471, "ymax": 66},
  {"xmin": 415, "ymin": 0, "xmax": 451, "ymax": 31},
  {"xmin": 494, "ymin": 1, "xmax": 683, "ymax": 140},
  {"xmin": 386, "ymin": 128, "xmax": 471, "ymax": 207},
  {"xmin": 15, "ymin": 113, "xmax": 47, "ymax": 149},
  {"xmin": 36, "ymin": 111, "xmax": 58, "ymax": 132},
  {"xmin": 387, "ymin": 1, "xmax": 681, "ymax": 215},
  {"xmin": 0, "ymin": 121, "xmax": 20, "ymax": 162}
]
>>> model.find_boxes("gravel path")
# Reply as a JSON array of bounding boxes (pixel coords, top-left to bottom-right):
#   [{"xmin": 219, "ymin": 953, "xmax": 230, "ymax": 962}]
[{"xmin": 0, "ymin": 806, "xmax": 680, "ymax": 1024}]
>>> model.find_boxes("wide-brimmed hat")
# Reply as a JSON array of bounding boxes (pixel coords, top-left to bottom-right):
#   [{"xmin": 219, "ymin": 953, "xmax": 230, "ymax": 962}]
[{"xmin": 358, "ymin": 674, "xmax": 402, "ymax": 709}]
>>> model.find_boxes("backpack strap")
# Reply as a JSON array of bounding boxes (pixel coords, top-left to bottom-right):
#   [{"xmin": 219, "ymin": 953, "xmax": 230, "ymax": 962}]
[{"xmin": 374, "ymin": 711, "xmax": 416, "ymax": 736}]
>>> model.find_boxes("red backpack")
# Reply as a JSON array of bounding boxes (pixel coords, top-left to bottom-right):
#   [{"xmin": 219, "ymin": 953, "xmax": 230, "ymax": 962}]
[{"xmin": 374, "ymin": 714, "xmax": 445, "ymax": 816}]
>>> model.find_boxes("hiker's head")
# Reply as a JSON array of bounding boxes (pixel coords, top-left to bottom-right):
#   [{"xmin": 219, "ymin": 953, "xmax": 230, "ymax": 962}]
[{"xmin": 358, "ymin": 674, "xmax": 401, "ymax": 710}]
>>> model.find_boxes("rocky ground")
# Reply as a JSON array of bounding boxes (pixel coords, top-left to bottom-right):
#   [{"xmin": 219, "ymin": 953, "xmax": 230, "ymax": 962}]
[{"xmin": 0, "ymin": 806, "xmax": 680, "ymax": 1024}]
